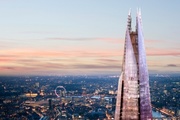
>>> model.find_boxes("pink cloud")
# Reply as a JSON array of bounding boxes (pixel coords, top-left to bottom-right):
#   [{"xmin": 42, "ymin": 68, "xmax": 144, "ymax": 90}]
[
  {"xmin": 146, "ymin": 49, "xmax": 180, "ymax": 56},
  {"xmin": 166, "ymin": 64, "xmax": 179, "ymax": 67},
  {"xmin": 47, "ymin": 37, "xmax": 123, "ymax": 43},
  {"xmin": 0, "ymin": 48, "xmax": 122, "ymax": 58},
  {"xmin": 0, "ymin": 42, "xmax": 179, "ymax": 75},
  {"xmin": 71, "ymin": 64, "xmax": 121, "ymax": 69}
]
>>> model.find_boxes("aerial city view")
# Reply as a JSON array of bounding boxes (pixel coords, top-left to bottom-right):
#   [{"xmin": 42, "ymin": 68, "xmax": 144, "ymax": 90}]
[{"xmin": 0, "ymin": 1, "xmax": 179, "ymax": 120}]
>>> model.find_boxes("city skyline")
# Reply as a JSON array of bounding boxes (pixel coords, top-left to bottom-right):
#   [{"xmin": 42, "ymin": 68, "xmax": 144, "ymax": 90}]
[{"xmin": 0, "ymin": 1, "xmax": 180, "ymax": 75}]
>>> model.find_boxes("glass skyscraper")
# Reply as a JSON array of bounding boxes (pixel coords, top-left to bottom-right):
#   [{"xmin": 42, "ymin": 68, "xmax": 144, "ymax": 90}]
[{"xmin": 115, "ymin": 10, "xmax": 152, "ymax": 120}]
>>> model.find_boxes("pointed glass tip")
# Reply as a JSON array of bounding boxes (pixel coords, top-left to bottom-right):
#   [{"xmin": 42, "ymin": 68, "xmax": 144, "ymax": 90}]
[
  {"xmin": 136, "ymin": 8, "xmax": 139, "ymax": 15},
  {"xmin": 136, "ymin": 8, "xmax": 141, "ymax": 16},
  {"xmin": 128, "ymin": 8, "xmax": 131, "ymax": 16},
  {"xmin": 139, "ymin": 8, "xmax": 141, "ymax": 16}
]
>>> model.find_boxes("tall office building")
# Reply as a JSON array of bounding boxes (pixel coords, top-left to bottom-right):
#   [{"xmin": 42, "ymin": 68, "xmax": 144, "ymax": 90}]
[{"xmin": 115, "ymin": 10, "xmax": 152, "ymax": 120}]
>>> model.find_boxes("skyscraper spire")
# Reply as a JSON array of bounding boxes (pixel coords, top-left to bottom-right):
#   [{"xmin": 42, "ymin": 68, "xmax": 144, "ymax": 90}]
[
  {"xmin": 115, "ymin": 9, "xmax": 152, "ymax": 120},
  {"xmin": 138, "ymin": 8, "xmax": 143, "ymax": 29},
  {"xmin": 127, "ymin": 8, "xmax": 132, "ymax": 32},
  {"xmin": 137, "ymin": 9, "xmax": 152, "ymax": 120}
]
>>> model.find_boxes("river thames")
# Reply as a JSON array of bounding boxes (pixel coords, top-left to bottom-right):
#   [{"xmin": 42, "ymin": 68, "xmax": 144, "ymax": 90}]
[{"xmin": 152, "ymin": 110, "xmax": 165, "ymax": 118}]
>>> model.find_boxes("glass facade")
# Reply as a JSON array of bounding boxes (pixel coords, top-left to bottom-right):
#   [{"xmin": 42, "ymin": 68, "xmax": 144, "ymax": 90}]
[{"xmin": 115, "ymin": 10, "xmax": 152, "ymax": 120}]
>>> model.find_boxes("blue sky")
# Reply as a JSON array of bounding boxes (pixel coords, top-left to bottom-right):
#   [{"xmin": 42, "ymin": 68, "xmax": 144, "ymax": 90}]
[{"xmin": 0, "ymin": 0, "xmax": 179, "ymax": 75}]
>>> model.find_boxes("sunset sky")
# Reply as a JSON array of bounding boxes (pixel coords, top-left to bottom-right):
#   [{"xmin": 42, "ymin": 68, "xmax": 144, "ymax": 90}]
[{"xmin": 0, "ymin": 1, "xmax": 179, "ymax": 75}]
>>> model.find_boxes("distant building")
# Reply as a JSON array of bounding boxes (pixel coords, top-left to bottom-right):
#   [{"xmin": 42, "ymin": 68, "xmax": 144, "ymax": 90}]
[
  {"xmin": 35, "ymin": 82, "xmax": 39, "ymax": 88},
  {"xmin": 109, "ymin": 90, "xmax": 115, "ymax": 95},
  {"xmin": 112, "ymin": 97, "xmax": 116, "ymax": 111},
  {"xmin": 25, "ymin": 93, "xmax": 38, "ymax": 98},
  {"xmin": 48, "ymin": 99, "xmax": 52, "ymax": 110},
  {"xmin": 115, "ymin": 9, "xmax": 152, "ymax": 120}
]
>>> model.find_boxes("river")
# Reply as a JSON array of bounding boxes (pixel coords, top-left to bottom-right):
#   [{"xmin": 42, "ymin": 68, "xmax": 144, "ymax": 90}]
[{"xmin": 152, "ymin": 110, "xmax": 165, "ymax": 118}]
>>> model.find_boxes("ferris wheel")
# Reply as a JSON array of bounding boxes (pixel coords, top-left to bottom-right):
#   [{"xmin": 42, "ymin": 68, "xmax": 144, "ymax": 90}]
[{"xmin": 54, "ymin": 86, "xmax": 66, "ymax": 97}]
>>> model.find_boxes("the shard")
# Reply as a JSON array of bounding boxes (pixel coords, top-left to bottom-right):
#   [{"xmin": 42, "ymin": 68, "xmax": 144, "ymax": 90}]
[{"xmin": 115, "ymin": 9, "xmax": 152, "ymax": 120}]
